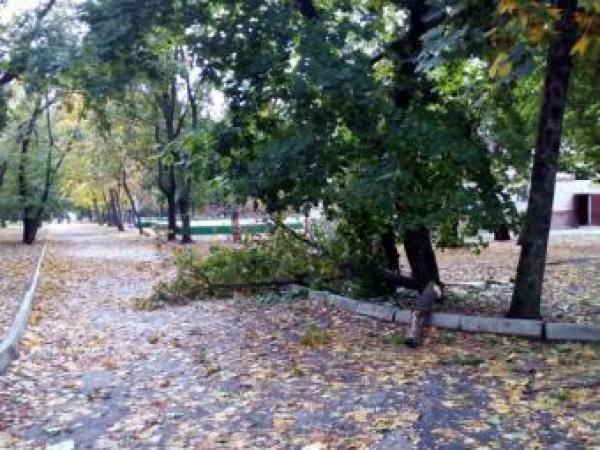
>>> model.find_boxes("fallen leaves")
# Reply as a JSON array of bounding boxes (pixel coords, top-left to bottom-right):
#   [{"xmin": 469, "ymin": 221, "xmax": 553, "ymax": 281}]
[{"xmin": 0, "ymin": 225, "xmax": 598, "ymax": 449}]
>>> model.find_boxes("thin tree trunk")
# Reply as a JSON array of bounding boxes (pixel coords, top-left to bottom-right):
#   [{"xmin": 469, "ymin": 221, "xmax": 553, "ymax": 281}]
[
  {"xmin": 166, "ymin": 191, "xmax": 177, "ymax": 240},
  {"xmin": 231, "ymin": 208, "xmax": 241, "ymax": 243},
  {"xmin": 109, "ymin": 188, "xmax": 125, "ymax": 231},
  {"xmin": 509, "ymin": 0, "xmax": 578, "ymax": 319},
  {"xmin": 122, "ymin": 170, "xmax": 143, "ymax": 234},
  {"xmin": 0, "ymin": 161, "xmax": 6, "ymax": 190},
  {"xmin": 179, "ymin": 190, "xmax": 193, "ymax": 243},
  {"xmin": 92, "ymin": 196, "xmax": 100, "ymax": 224}
]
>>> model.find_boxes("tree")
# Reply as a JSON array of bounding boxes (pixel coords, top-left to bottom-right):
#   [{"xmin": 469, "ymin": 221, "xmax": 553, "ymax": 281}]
[{"xmin": 509, "ymin": 0, "xmax": 581, "ymax": 318}]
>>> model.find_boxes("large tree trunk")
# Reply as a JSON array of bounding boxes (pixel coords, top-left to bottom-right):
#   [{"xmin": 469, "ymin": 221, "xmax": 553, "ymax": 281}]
[
  {"xmin": 509, "ymin": 0, "xmax": 578, "ymax": 319},
  {"xmin": 403, "ymin": 226, "xmax": 441, "ymax": 292},
  {"xmin": 23, "ymin": 216, "xmax": 39, "ymax": 245}
]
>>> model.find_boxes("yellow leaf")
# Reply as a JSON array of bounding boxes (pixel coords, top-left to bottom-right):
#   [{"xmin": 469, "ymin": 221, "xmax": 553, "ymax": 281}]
[
  {"xmin": 527, "ymin": 25, "xmax": 547, "ymax": 45},
  {"xmin": 571, "ymin": 35, "xmax": 590, "ymax": 56},
  {"xmin": 348, "ymin": 410, "xmax": 369, "ymax": 423},
  {"xmin": 490, "ymin": 400, "xmax": 511, "ymax": 414},
  {"xmin": 490, "ymin": 52, "xmax": 512, "ymax": 78},
  {"xmin": 498, "ymin": 0, "xmax": 518, "ymax": 14},
  {"xmin": 547, "ymin": 7, "xmax": 561, "ymax": 19}
]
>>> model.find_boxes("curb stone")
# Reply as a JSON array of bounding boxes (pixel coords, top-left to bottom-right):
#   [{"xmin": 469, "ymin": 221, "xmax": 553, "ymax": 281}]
[
  {"xmin": 545, "ymin": 322, "xmax": 600, "ymax": 342},
  {"xmin": 0, "ymin": 243, "xmax": 47, "ymax": 374},
  {"xmin": 289, "ymin": 285, "xmax": 600, "ymax": 342}
]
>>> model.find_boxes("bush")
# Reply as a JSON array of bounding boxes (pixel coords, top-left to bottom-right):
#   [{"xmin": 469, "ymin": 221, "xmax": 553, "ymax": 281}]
[{"xmin": 144, "ymin": 229, "xmax": 341, "ymax": 308}]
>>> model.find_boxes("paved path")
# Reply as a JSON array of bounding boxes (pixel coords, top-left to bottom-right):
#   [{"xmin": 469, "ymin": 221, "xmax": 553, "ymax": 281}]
[{"xmin": 0, "ymin": 224, "xmax": 597, "ymax": 449}]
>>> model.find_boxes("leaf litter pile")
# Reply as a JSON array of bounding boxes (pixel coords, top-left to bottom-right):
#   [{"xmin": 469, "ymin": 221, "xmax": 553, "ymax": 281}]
[
  {"xmin": 0, "ymin": 224, "xmax": 598, "ymax": 449},
  {"xmin": 432, "ymin": 236, "xmax": 600, "ymax": 323},
  {"xmin": 0, "ymin": 226, "xmax": 46, "ymax": 340}
]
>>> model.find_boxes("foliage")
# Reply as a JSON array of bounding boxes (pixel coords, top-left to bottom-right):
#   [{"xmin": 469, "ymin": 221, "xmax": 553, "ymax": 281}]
[{"xmin": 145, "ymin": 229, "xmax": 340, "ymax": 307}]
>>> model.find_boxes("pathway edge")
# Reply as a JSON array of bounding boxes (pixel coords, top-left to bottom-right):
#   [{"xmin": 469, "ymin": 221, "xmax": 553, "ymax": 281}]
[
  {"xmin": 288, "ymin": 285, "xmax": 600, "ymax": 342},
  {"xmin": 0, "ymin": 242, "xmax": 47, "ymax": 374}
]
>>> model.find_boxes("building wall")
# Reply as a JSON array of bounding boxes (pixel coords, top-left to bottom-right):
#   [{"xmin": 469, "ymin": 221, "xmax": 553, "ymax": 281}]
[
  {"xmin": 592, "ymin": 195, "xmax": 600, "ymax": 225},
  {"xmin": 551, "ymin": 210, "xmax": 577, "ymax": 228},
  {"xmin": 513, "ymin": 177, "xmax": 600, "ymax": 228}
]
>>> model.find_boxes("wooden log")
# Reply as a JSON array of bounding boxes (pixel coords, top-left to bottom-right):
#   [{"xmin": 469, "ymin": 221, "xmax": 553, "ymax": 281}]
[{"xmin": 405, "ymin": 282, "xmax": 442, "ymax": 347}]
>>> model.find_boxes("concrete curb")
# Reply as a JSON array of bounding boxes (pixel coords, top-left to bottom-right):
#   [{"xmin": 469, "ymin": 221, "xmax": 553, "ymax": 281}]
[
  {"xmin": 291, "ymin": 285, "xmax": 599, "ymax": 342},
  {"xmin": 0, "ymin": 243, "xmax": 47, "ymax": 374}
]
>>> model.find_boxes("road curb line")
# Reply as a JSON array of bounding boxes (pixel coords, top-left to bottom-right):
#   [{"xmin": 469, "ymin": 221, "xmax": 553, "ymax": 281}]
[
  {"xmin": 288, "ymin": 285, "xmax": 600, "ymax": 342},
  {"xmin": 0, "ymin": 242, "xmax": 48, "ymax": 374}
]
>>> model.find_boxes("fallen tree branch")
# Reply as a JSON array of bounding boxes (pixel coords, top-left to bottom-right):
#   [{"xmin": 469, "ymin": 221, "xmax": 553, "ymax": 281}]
[
  {"xmin": 377, "ymin": 268, "xmax": 421, "ymax": 291},
  {"xmin": 271, "ymin": 216, "xmax": 325, "ymax": 254},
  {"xmin": 405, "ymin": 282, "xmax": 443, "ymax": 347}
]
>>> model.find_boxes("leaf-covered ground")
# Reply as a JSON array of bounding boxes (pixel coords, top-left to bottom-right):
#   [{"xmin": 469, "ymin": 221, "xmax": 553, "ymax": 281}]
[
  {"xmin": 422, "ymin": 236, "xmax": 600, "ymax": 323},
  {"xmin": 0, "ymin": 224, "xmax": 598, "ymax": 449},
  {"xmin": 0, "ymin": 226, "xmax": 46, "ymax": 340}
]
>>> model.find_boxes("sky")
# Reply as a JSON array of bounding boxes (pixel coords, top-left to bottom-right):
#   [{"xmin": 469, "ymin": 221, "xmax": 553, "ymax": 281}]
[
  {"xmin": 0, "ymin": 0, "xmax": 226, "ymax": 119},
  {"xmin": 1, "ymin": 0, "xmax": 43, "ymax": 24}
]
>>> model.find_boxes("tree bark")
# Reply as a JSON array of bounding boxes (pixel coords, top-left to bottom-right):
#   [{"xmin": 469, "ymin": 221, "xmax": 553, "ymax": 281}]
[
  {"xmin": 179, "ymin": 191, "xmax": 193, "ymax": 243},
  {"xmin": 509, "ymin": 0, "xmax": 578, "ymax": 319},
  {"xmin": 403, "ymin": 226, "xmax": 441, "ymax": 292},
  {"xmin": 122, "ymin": 170, "xmax": 143, "ymax": 234},
  {"xmin": 231, "ymin": 208, "xmax": 241, "ymax": 243},
  {"xmin": 494, "ymin": 224, "xmax": 511, "ymax": 241},
  {"xmin": 0, "ymin": 161, "xmax": 7, "ymax": 190},
  {"xmin": 405, "ymin": 282, "xmax": 442, "ymax": 347},
  {"xmin": 18, "ymin": 98, "xmax": 42, "ymax": 244},
  {"xmin": 23, "ymin": 217, "xmax": 39, "ymax": 245},
  {"xmin": 381, "ymin": 228, "xmax": 400, "ymax": 273},
  {"xmin": 390, "ymin": 1, "xmax": 441, "ymax": 289},
  {"xmin": 166, "ymin": 190, "xmax": 177, "ymax": 240},
  {"xmin": 109, "ymin": 187, "xmax": 125, "ymax": 232},
  {"xmin": 92, "ymin": 195, "xmax": 100, "ymax": 224}
]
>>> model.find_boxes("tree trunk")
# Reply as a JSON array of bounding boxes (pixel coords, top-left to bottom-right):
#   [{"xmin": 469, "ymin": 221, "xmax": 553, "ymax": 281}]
[
  {"xmin": 92, "ymin": 196, "xmax": 100, "ymax": 224},
  {"xmin": 381, "ymin": 228, "xmax": 400, "ymax": 273},
  {"xmin": 122, "ymin": 170, "xmax": 143, "ymax": 235},
  {"xmin": 23, "ymin": 216, "xmax": 39, "ymax": 245},
  {"xmin": 179, "ymin": 190, "xmax": 193, "ymax": 244},
  {"xmin": 509, "ymin": 0, "xmax": 578, "ymax": 319},
  {"xmin": 166, "ymin": 192, "xmax": 177, "ymax": 241},
  {"xmin": 0, "ymin": 161, "xmax": 6, "ymax": 190},
  {"xmin": 109, "ymin": 188, "xmax": 125, "ymax": 232},
  {"xmin": 231, "ymin": 208, "xmax": 241, "ymax": 243},
  {"xmin": 403, "ymin": 226, "xmax": 441, "ymax": 292},
  {"xmin": 494, "ymin": 224, "xmax": 511, "ymax": 241}
]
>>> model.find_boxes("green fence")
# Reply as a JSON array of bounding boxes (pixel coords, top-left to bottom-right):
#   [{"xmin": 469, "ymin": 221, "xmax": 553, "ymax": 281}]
[{"xmin": 140, "ymin": 220, "xmax": 302, "ymax": 236}]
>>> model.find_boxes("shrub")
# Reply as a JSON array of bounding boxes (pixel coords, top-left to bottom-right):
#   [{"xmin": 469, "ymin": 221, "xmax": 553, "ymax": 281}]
[{"xmin": 145, "ymin": 228, "xmax": 341, "ymax": 307}]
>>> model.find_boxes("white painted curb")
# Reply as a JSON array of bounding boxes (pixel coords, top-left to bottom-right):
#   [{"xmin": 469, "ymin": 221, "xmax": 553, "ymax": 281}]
[
  {"xmin": 291, "ymin": 285, "xmax": 599, "ymax": 342},
  {"xmin": 0, "ymin": 242, "xmax": 47, "ymax": 373}
]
